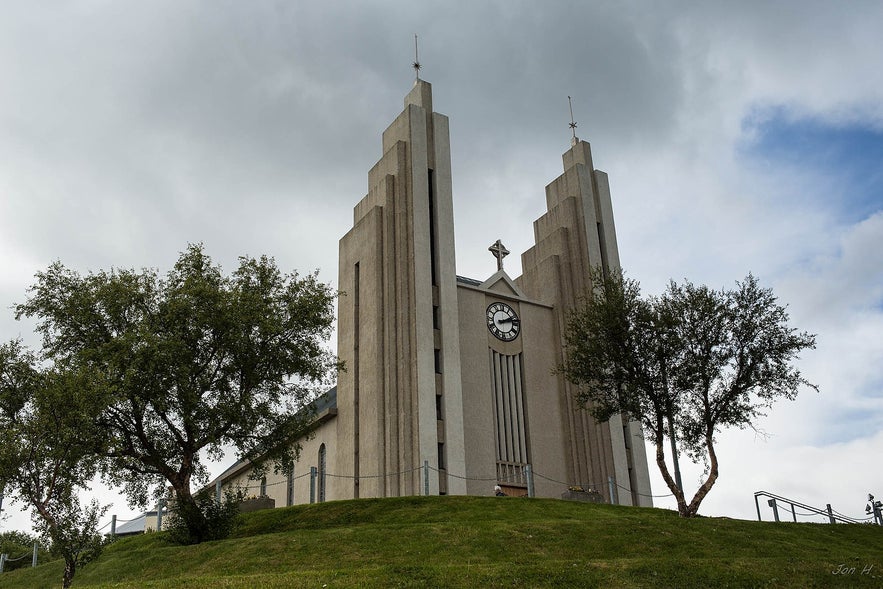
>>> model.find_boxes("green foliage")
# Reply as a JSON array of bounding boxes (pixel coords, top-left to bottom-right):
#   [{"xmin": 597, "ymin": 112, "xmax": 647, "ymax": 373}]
[
  {"xmin": 560, "ymin": 270, "xmax": 817, "ymax": 517},
  {"xmin": 0, "ymin": 341, "xmax": 109, "ymax": 588},
  {"xmin": 1, "ymin": 497, "xmax": 881, "ymax": 588},
  {"xmin": 164, "ymin": 489, "xmax": 246, "ymax": 546},
  {"xmin": 14, "ymin": 244, "xmax": 338, "ymax": 543},
  {"xmin": 35, "ymin": 495, "xmax": 108, "ymax": 588}
]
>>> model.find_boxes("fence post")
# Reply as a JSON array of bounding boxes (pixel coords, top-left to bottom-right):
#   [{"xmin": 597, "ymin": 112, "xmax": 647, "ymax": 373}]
[
  {"xmin": 423, "ymin": 460, "xmax": 430, "ymax": 496},
  {"xmin": 525, "ymin": 464, "xmax": 535, "ymax": 498},
  {"xmin": 826, "ymin": 503, "xmax": 835, "ymax": 524},
  {"xmin": 608, "ymin": 476, "xmax": 617, "ymax": 505},
  {"xmin": 32, "ymin": 542, "xmax": 37, "ymax": 568},
  {"xmin": 111, "ymin": 514, "xmax": 117, "ymax": 537},
  {"xmin": 310, "ymin": 466, "xmax": 317, "ymax": 504},
  {"xmin": 1, "ymin": 553, "xmax": 6, "ymax": 573},
  {"xmin": 156, "ymin": 499, "xmax": 165, "ymax": 531},
  {"xmin": 216, "ymin": 480, "xmax": 222, "ymax": 505},
  {"xmin": 767, "ymin": 498, "xmax": 779, "ymax": 522}
]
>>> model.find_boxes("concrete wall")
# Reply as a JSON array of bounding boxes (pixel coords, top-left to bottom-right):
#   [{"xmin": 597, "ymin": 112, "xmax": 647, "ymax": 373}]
[
  {"xmin": 457, "ymin": 281, "xmax": 569, "ymax": 499},
  {"xmin": 220, "ymin": 418, "xmax": 338, "ymax": 507}
]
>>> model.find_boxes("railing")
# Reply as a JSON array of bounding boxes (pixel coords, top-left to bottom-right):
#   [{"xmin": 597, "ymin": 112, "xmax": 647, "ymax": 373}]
[
  {"xmin": 496, "ymin": 461, "xmax": 528, "ymax": 487},
  {"xmin": 0, "ymin": 542, "xmax": 40, "ymax": 573},
  {"xmin": 754, "ymin": 491, "xmax": 870, "ymax": 524}
]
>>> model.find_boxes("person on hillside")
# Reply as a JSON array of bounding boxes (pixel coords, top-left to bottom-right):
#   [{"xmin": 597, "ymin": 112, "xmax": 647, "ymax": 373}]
[{"xmin": 494, "ymin": 485, "xmax": 506, "ymax": 497}]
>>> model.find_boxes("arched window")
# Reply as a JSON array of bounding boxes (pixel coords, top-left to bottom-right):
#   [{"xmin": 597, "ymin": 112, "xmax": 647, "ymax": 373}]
[{"xmin": 318, "ymin": 443, "xmax": 327, "ymax": 503}]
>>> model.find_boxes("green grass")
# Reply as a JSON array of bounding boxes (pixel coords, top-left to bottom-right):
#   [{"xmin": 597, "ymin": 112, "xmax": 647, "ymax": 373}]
[{"xmin": 2, "ymin": 496, "xmax": 881, "ymax": 588}]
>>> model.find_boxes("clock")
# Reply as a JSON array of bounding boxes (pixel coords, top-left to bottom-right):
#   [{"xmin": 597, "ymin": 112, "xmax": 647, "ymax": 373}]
[{"xmin": 486, "ymin": 302, "xmax": 520, "ymax": 341}]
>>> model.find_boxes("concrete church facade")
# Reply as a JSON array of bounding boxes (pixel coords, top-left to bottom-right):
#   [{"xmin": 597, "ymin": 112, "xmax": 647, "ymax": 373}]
[{"xmin": 210, "ymin": 79, "xmax": 653, "ymax": 507}]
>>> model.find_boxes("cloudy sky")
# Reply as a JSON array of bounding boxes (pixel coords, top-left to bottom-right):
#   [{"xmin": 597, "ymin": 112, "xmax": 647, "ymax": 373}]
[{"xmin": 2, "ymin": 1, "xmax": 881, "ymax": 532}]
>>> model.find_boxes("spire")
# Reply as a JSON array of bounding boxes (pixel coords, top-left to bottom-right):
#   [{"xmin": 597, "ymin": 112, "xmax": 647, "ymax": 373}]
[
  {"xmin": 405, "ymin": 35, "xmax": 431, "ymax": 111},
  {"xmin": 568, "ymin": 95, "xmax": 579, "ymax": 146},
  {"xmin": 412, "ymin": 34, "xmax": 422, "ymax": 80}
]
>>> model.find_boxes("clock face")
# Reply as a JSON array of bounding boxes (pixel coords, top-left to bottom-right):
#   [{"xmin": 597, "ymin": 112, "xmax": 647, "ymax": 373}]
[{"xmin": 486, "ymin": 302, "xmax": 520, "ymax": 341}]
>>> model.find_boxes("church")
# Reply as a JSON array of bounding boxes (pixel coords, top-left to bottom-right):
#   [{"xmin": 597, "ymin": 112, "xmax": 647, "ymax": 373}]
[{"xmin": 209, "ymin": 77, "xmax": 653, "ymax": 507}]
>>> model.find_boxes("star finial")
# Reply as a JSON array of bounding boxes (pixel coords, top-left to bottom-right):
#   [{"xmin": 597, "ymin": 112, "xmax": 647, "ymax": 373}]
[
  {"xmin": 488, "ymin": 239, "xmax": 510, "ymax": 272},
  {"xmin": 568, "ymin": 95, "xmax": 579, "ymax": 146},
  {"xmin": 412, "ymin": 34, "xmax": 421, "ymax": 79}
]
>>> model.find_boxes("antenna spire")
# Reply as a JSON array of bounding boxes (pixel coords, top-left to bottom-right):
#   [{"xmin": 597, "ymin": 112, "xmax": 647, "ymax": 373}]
[
  {"xmin": 412, "ymin": 34, "xmax": 422, "ymax": 79},
  {"xmin": 568, "ymin": 95, "xmax": 579, "ymax": 146}
]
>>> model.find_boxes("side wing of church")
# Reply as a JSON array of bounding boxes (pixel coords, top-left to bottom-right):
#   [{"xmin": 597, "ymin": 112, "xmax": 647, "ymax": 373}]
[{"xmin": 211, "ymin": 79, "xmax": 653, "ymax": 507}]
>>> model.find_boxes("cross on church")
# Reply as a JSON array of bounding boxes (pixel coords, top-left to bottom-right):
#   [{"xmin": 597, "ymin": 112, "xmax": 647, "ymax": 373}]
[{"xmin": 488, "ymin": 239, "xmax": 510, "ymax": 271}]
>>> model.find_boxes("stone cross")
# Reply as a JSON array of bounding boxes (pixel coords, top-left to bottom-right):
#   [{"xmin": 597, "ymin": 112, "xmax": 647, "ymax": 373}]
[{"xmin": 488, "ymin": 239, "xmax": 510, "ymax": 271}]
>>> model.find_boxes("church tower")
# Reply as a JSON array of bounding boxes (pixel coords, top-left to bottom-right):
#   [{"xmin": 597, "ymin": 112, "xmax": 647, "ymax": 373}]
[
  {"xmin": 334, "ymin": 79, "xmax": 467, "ymax": 498},
  {"xmin": 517, "ymin": 135, "xmax": 653, "ymax": 505}
]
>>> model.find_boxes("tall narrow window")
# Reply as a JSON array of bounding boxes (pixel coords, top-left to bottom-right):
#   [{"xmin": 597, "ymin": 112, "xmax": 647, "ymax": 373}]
[
  {"xmin": 436, "ymin": 394, "xmax": 443, "ymax": 421},
  {"xmin": 489, "ymin": 350, "xmax": 529, "ymax": 487},
  {"xmin": 287, "ymin": 467, "xmax": 295, "ymax": 507},
  {"xmin": 597, "ymin": 222, "xmax": 609, "ymax": 278},
  {"xmin": 317, "ymin": 443, "xmax": 327, "ymax": 503},
  {"xmin": 428, "ymin": 169, "xmax": 438, "ymax": 286},
  {"xmin": 259, "ymin": 476, "xmax": 267, "ymax": 497},
  {"xmin": 353, "ymin": 263, "xmax": 360, "ymax": 498}
]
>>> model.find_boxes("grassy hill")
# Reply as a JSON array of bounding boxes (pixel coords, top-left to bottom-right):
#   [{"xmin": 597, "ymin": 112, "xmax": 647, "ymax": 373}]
[{"xmin": 1, "ymin": 496, "xmax": 881, "ymax": 588}]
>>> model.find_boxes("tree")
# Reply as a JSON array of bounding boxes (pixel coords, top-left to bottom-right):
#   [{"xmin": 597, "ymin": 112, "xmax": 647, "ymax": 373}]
[
  {"xmin": 560, "ymin": 271, "xmax": 816, "ymax": 517},
  {"xmin": 0, "ymin": 341, "xmax": 108, "ymax": 588},
  {"xmin": 15, "ymin": 244, "xmax": 338, "ymax": 543}
]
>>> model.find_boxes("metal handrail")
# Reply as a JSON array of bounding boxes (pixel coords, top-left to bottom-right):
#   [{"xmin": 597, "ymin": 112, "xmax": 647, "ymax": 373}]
[{"xmin": 754, "ymin": 491, "xmax": 868, "ymax": 524}]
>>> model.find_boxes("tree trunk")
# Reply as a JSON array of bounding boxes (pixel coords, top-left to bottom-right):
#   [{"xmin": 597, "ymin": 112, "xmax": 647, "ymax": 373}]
[
  {"xmin": 684, "ymin": 430, "xmax": 720, "ymax": 517},
  {"xmin": 654, "ymin": 436, "xmax": 687, "ymax": 516},
  {"xmin": 62, "ymin": 558, "xmax": 75, "ymax": 589},
  {"xmin": 666, "ymin": 403, "xmax": 683, "ymax": 493},
  {"xmin": 169, "ymin": 477, "xmax": 208, "ymax": 544}
]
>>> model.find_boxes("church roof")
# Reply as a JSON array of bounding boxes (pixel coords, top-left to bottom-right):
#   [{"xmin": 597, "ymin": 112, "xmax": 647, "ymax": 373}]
[
  {"xmin": 314, "ymin": 385, "xmax": 337, "ymax": 414},
  {"xmin": 456, "ymin": 275, "xmax": 483, "ymax": 287},
  {"xmin": 202, "ymin": 385, "xmax": 337, "ymax": 490},
  {"xmin": 113, "ymin": 509, "xmax": 167, "ymax": 536}
]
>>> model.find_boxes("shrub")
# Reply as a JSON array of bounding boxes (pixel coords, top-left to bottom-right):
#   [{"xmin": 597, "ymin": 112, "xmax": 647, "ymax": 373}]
[{"xmin": 165, "ymin": 488, "xmax": 246, "ymax": 545}]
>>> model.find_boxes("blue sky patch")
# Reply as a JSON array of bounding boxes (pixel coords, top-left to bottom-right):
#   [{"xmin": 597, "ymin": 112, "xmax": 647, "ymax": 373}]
[{"xmin": 739, "ymin": 111, "xmax": 883, "ymax": 222}]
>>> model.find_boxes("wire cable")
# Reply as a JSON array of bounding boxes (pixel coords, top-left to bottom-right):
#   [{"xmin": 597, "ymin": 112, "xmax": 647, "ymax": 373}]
[
  {"xmin": 614, "ymin": 482, "xmax": 674, "ymax": 498},
  {"xmin": 4, "ymin": 553, "xmax": 30, "ymax": 562}
]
